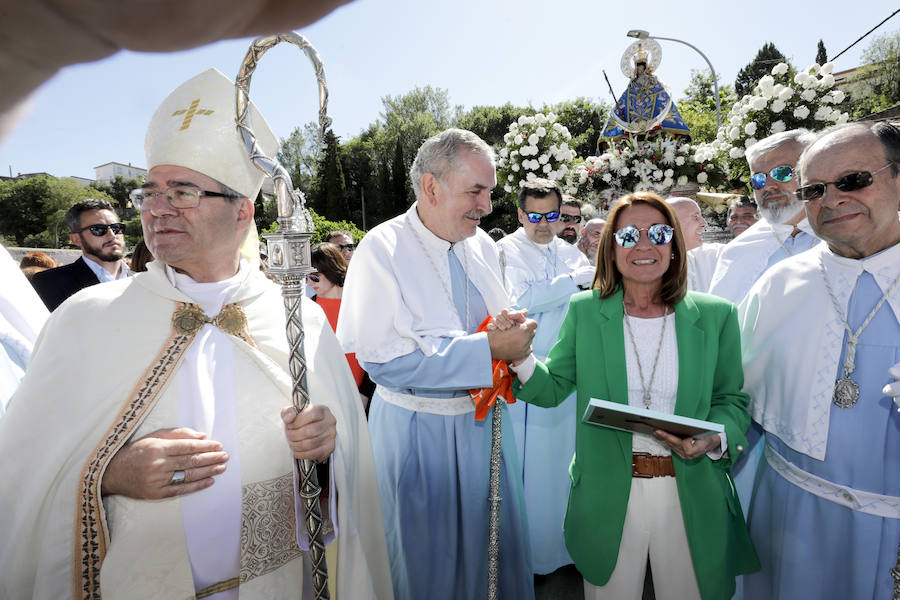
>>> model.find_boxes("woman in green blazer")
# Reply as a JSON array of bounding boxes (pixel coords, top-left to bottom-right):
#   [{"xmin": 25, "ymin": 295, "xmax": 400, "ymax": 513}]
[{"xmin": 507, "ymin": 192, "xmax": 758, "ymax": 600}]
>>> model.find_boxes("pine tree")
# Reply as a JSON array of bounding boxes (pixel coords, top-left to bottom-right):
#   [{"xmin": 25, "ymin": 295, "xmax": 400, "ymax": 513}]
[
  {"xmin": 735, "ymin": 43, "xmax": 788, "ymax": 98},
  {"xmin": 390, "ymin": 139, "xmax": 409, "ymax": 214},
  {"xmin": 816, "ymin": 40, "xmax": 828, "ymax": 66},
  {"xmin": 312, "ymin": 130, "xmax": 349, "ymax": 221}
]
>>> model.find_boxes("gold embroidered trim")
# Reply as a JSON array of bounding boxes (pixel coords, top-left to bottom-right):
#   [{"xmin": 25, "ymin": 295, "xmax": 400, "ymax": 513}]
[
  {"xmin": 240, "ymin": 473, "xmax": 302, "ymax": 582},
  {"xmin": 73, "ymin": 329, "xmax": 196, "ymax": 599},
  {"xmin": 195, "ymin": 577, "xmax": 240, "ymax": 598}
]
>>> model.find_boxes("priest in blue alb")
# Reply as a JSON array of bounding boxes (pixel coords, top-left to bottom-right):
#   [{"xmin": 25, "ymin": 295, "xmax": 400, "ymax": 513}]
[
  {"xmin": 739, "ymin": 122, "xmax": 900, "ymax": 599},
  {"xmin": 337, "ymin": 128, "xmax": 536, "ymax": 600}
]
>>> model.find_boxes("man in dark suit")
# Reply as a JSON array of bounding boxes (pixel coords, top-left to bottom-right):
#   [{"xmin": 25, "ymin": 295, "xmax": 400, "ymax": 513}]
[{"xmin": 31, "ymin": 198, "xmax": 129, "ymax": 311}]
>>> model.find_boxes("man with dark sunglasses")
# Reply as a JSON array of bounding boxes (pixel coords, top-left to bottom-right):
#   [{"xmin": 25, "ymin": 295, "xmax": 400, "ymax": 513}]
[
  {"xmin": 30, "ymin": 198, "xmax": 130, "ymax": 311},
  {"xmin": 708, "ymin": 130, "xmax": 821, "ymax": 304},
  {"xmin": 325, "ymin": 229, "xmax": 356, "ymax": 262},
  {"xmin": 497, "ymin": 178, "xmax": 593, "ymax": 581},
  {"xmin": 557, "ymin": 196, "xmax": 584, "ymax": 244},
  {"xmin": 740, "ymin": 121, "xmax": 900, "ymax": 600}
]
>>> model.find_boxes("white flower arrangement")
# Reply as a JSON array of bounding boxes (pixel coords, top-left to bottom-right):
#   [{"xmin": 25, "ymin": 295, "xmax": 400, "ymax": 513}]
[
  {"xmin": 695, "ymin": 61, "xmax": 850, "ymax": 184},
  {"xmin": 497, "ymin": 113, "xmax": 576, "ymax": 193},
  {"xmin": 565, "ymin": 134, "xmax": 726, "ymax": 201}
]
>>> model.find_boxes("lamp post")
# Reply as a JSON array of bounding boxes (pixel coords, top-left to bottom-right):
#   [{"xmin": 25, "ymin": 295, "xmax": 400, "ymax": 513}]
[{"xmin": 626, "ymin": 29, "xmax": 721, "ymax": 130}]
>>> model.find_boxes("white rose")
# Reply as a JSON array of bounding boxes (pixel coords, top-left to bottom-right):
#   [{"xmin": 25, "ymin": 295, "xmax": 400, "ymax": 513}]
[
  {"xmin": 542, "ymin": 163, "xmax": 553, "ymax": 174},
  {"xmin": 793, "ymin": 105, "xmax": 810, "ymax": 119},
  {"xmin": 837, "ymin": 112, "xmax": 850, "ymax": 124},
  {"xmin": 677, "ymin": 175, "xmax": 688, "ymax": 186},
  {"xmin": 751, "ymin": 97, "xmax": 767, "ymax": 110},
  {"xmin": 759, "ymin": 75, "xmax": 776, "ymax": 93},
  {"xmin": 619, "ymin": 167, "xmax": 630, "ymax": 176},
  {"xmin": 697, "ymin": 172, "xmax": 708, "ymax": 184},
  {"xmin": 728, "ymin": 126, "xmax": 741, "ymax": 141},
  {"xmin": 534, "ymin": 113, "xmax": 546, "ymax": 124},
  {"xmin": 504, "ymin": 184, "xmax": 512, "ymax": 193},
  {"xmin": 517, "ymin": 116, "xmax": 528, "ymax": 126},
  {"xmin": 653, "ymin": 170, "xmax": 663, "ymax": 180},
  {"xmin": 559, "ymin": 164, "xmax": 569, "ymax": 175},
  {"xmin": 675, "ymin": 156, "xmax": 685, "ymax": 166},
  {"xmin": 515, "ymin": 134, "xmax": 524, "ymax": 144},
  {"xmin": 547, "ymin": 112, "xmax": 557, "ymax": 122},
  {"xmin": 548, "ymin": 143, "xmax": 558, "ymax": 153},
  {"xmin": 832, "ymin": 90, "xmax": 846, "ymax": 103},
  {"xmin": 820, "ymin": 62, "xmax": 835, "ymax": 74},
  {"xmin": 526, "ymin": 172, "xmax": 537, "ymax": 182},
  {"xmin": 499, "ymin": 147, "xmax": 509, "ymax": 158},
  {"xmin": 503, "ymin": 133, "xmax": 513, "ymax": 143},
  {"xmin": 729, "ymin": 147, "xmax": 745, "ymax": 159},
  {"xmin": 602, "ymin": 173, "xmax": 613, "ymax": 183},
  {"xmin": 794, "ymin": 72, "xmax": 808, "ymax": 86},
  {"xmin": 771, "ymin": 99, "xmax": 786, "ymax": 113},
  {"xmin": 730, "ymin": 115, "xmax": 742, "ymax": 127},
  {"xmin": 814, "ymin": 106, "xmax": 832, "ymax": 121},
  {"xmin": 508, "ymin": 174, "xmax": 515, "ymax": 182},
  {"xmin": 528, "ymin": 133, "xmax": 539, "ymax": 145},
  {"xmin": 529, "ymin": 144, "xmax": 540, "ymax": 155},
  {"xmin": 800, "ymin": 89, "xmax": 816, "ymax": 102},
  {"xmin": 744, "ymin": 137, "xmax": 757, "ymax": 148},
  {"xmin": 772, "ymin": 62, "xmax": 789, "ymax": 76},
  {"xmin": 664, "ymin": 169, "xmax": 674, "ymax": 178},
  {"xmin": 770, "ymin": 120, "xmax": 786, "ymax": 134},
  {"xmin": 778, "ymin": 87, "xmax": 793, "ymax": 101},
  {"xmin": 511, "ymin": 163, "xmax": 520, "ymax": 172},
  {"xmin": 535, "ymin": 126, "xmax": 547, "ymax": 137},
  {"xmin": 538, "ymin": 153, "xmax": 549, "ymax": 165},
  {"xmin": 819, "ymin": 74, "xmax": 835, "ymax": 88},
  {"xmin": 510, "ymin": 149, "xmax": 519, "ymax": 157},
  {"xmin": 744, "ymin": 122, "xmax": 758, "ymax": 136}
]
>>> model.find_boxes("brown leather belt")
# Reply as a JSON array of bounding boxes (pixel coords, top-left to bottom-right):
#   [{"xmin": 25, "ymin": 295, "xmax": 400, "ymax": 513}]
[{"xmin": 632, "ymin": 452, "xmax": 675, "ymax": 478}]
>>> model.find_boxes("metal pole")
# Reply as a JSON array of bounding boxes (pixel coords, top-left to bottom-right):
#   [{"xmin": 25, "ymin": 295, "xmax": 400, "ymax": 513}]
[
  {"xmin": 235, "ymin": 32, "xmax": 332, "ymax": 600},
  {"xmin": 487, "ymin": 403, "xmax": 503, "ymax": 600},
  {"xmin": 651, "ymin": 36, "xmax": 721, "ymax": 130}
]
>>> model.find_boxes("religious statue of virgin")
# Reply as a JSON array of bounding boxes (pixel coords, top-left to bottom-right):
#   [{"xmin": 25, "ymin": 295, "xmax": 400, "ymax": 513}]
[{"xmin": 600, "ymin": 39, "xmax": 691, "ymax": 143}]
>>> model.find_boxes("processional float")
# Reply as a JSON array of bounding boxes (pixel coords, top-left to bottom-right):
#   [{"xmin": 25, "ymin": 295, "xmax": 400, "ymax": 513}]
[{"xmin": 234, "ymin": 32, "xmax": 332, "ymax": 600}]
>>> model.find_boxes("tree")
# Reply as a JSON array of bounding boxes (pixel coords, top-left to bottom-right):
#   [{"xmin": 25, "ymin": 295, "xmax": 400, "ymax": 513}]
[
  {"xmin": 277, "ymin": 121, "xmax": 322, "ymax": 196},
  {"xmin": 677, "ymin": 69, "xmax": 738, "ymax": 144},
  {"xmin": 311, "ymin": 129, "xmax": 349, "ymax": 221},
  {"xmin": 816, "ymin": 40, "xmax": 828, "ymax": 66},
  {"xmin": 0, "ymin": 176, "xmax": 114, "ymax": 247},
  {"xmin": 735, "ymin": 43, "xmax": 788, "ymax": 98},
  {"xmin": 94, "ymin": 174, "xmax": 144, "ymax": 218},
  {"xmin": 844, "ymin": 29, "xmax": 900, "ymax": 119},
  {"xmin": 456, "ymin": 103, "xmax": 530, "ymax": 146},
  {"xmin": 546, "ymin": 98, "xmax": 609, "ymax": 158}
]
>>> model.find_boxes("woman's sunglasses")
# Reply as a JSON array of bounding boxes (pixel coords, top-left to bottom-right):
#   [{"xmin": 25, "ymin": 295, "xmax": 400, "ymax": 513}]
[
  {"xmin": 614, "ymin": 224, "xmax": 675, "ymax": 248},
  {"xmin": 306, "ymin": 272, "xmax": 321, "ymax": 283},
  {"xmin": 749, "ymin": 165, "xmax": 794, "ymax": 190},
  {"xmin": 795, "ymin": 163, "xmax": 893, "ymax": 202}
]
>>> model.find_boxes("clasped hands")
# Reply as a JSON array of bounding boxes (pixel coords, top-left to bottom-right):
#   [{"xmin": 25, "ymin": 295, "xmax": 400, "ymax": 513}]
[
  {"xmin": 101, "ymin": 405, "xmax": 336, "ymax": 500},
  {"xmin": 487, "ymin": 308, "xmax": 537, "ymax": 365}
]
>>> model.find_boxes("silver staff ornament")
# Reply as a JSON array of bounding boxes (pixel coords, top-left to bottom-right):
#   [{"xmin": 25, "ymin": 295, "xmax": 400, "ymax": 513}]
[{"xmin": 234, "ymin": 31, "xmax": 332, "ymax": 600}]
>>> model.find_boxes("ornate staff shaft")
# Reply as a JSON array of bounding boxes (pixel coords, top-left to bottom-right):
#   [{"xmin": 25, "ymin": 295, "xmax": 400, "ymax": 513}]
[
  {"xmin": 891, "ymin": 537, "xmax": 900, "ymax": 599},
  {"xmin": 487, "ymin": 402, "xmax": 503, "ymax": 600},
  {"xmin": 235, "ymin": 32, "xmax": 332, "ymax": 600}
]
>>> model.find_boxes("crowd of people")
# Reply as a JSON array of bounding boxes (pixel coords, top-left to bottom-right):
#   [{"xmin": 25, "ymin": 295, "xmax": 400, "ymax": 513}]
[{"xmin": 1, "ymin": 60, "xmax": 899, "ymax": 600}]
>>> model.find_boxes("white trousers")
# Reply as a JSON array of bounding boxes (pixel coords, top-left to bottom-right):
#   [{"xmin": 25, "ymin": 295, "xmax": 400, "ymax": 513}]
[{"xmin": 583, "ymin": 476, "xmax": 701, "ymax": 600}]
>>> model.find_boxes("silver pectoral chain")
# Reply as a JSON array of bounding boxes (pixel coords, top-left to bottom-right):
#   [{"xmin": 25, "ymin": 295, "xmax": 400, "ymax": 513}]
[
  {"xmin": 411, "ymin": 224, "xmax": 470, "ymax": 330},
  {"xmin": 819, "ymin": 258, "xmax": 900, "ymax": 408},
  {"xmin": 623, "ymin": 303, "xmax": 669, "ymax": 409}
]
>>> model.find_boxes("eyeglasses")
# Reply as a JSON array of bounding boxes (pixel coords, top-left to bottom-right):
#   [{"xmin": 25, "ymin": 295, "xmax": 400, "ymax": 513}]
[
  {"xmin": 560, "ymin": 214, "xmax": 583, "ymax": 224},
  {"xmin": 795, "ymin": 163, "xmax": 894, "ymax": 202},
  {"xmin": 130, "ymin": 186, "xmax": 237, "ymax": 210},
  {"xmin": 307, "ymin": 272, "xmax": 321, "ymax": 283},
  {"xmin": 74, "ymin": 223, "xmax": 126, "ymax": 237},
  {"xmin": 525, "ymin": 211, "xmax": 560, "ymax": 223},
  {"xmin": 337, "ymin": 243, "xmax": 356, "ymax": 252},
  {"xmin": 749, "ymin": 165, "xmax": 794, "ymax": 190},
  {"xmin": 614, "ymin": 224, "xmax": 675, "ymax": 248}
]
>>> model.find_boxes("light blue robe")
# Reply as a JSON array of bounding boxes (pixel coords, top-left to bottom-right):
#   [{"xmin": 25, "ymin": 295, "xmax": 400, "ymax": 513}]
[
  {"xmin": 500, "ymin": 234, "xmax": 584, "ymax": 574},
  {"xmin": 364, "ymin": 248, "xmax": 533, "ymax": 600},
  {"xmin": 745, "ymin": 271, "xmax": 900, "ymax": 599}
]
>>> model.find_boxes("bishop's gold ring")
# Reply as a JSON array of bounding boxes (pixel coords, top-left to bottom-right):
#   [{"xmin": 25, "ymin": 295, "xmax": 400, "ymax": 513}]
[{"xmin": 170, "ymin": 470, "xmax": 186, "ymax": 486}]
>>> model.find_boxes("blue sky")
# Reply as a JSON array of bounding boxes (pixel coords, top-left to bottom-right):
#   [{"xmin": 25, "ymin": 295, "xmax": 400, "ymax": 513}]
[{"xmin": 1, "ymin": 0, "xmax": 898, "ymax": 180}]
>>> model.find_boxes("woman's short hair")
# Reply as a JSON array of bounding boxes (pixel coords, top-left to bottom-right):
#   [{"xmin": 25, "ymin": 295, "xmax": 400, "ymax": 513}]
[
  {"xmin": 311, "ymin": 242, "xmax": 348, "ymax": 287},
  {"xmin": 592, "ymin": 191, "xmax": 688, "ymax": 306},
  {"xmin": 19, "ymin": 251, "xmax": 58, "ymax": 270},
  {"xmin": 129, "ymin": 239, "xmax": 154, "ymax": 273}
]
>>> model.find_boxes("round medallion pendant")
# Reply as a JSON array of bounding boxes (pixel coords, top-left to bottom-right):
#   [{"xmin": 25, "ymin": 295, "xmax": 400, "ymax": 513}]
[
  {"xmin": 172, "ymin": 304, "xmax": 206, "ymax": 336},
  {"xmin": 833, "ymin": 377, "xmax": 860, "ymax": 409}
]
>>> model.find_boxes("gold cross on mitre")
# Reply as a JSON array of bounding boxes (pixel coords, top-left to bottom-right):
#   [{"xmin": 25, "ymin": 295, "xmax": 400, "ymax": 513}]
[{"xmin": 171, "ymin": 99, "xmax": 215, "ymax": 131}]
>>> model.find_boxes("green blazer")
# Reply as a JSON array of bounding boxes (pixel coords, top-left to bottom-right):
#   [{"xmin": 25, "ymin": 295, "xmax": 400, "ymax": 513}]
[{"xmin": 512, "ymin": 289, "xmax": 759, "ymax": 600}]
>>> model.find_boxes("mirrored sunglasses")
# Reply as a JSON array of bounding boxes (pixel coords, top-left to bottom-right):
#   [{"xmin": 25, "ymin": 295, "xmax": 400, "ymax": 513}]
[
  {"xmin": 614, "ymin": 224, "xmax": 675, "ymax": 248},
  {"xmin": 795, "ymin": 163, "xmax": 893, "ymax": 202},
  {"xmin": 75, "ymin": 223, "xmax": 126, "ymax": 237},
  {"xmin": 560, "ymin": 214, "xmax": 583, "ymax": 224},
  {"xmin": 526, "ymin": 211, "xmax": 560, "ymax": 223},
  {"xmin": 337, "ymin": 243, "xmax": 356, "ymax": 251},
  {"xmin": 307, "ymin": 272, "xmax": 321, "ymax": 283},
  {"xmin": 749, "ymin": 165, "xmax": 794, "ymax": 190}
]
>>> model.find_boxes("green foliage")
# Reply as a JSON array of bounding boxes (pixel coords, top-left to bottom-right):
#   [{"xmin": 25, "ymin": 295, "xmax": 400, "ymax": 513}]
[
  {"xmin": 456, "ymin": 103, "xmax": 530, "ymax": 146},
  {"xmin": 311, "ymin": 129, "xmax": 349, "ymax": 220},
  {"xmin": 277, "ymin": 121, "xmax": 322, "ymax": 197},
  {"xmin": 678, "ymin": 70, "xmax": 738, "ymax": 144},
  {"xmin": 816, "ymin": 40, "xmax": 828, "ymax": 66},
  {"xmin": 93, "ymin": 175, "xmax": 144, "ymax": 217},
  {"xmin": 261, "ymin": 208, "xmax": 365, "ymax": 245},
  {"xmin": 844, "ymin": 29, "xmax": 900, "ymax": 119},
  {"xmin": 545, "ymin": 98, "xmax": 609, "ymax": 159},
  {"xmin": 735, "ymin": 43, "xmax": 787, "ymax": 98},
  {"xmin": 0, "ymin": 176, "xmax": 113, "ymax": 247}
]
